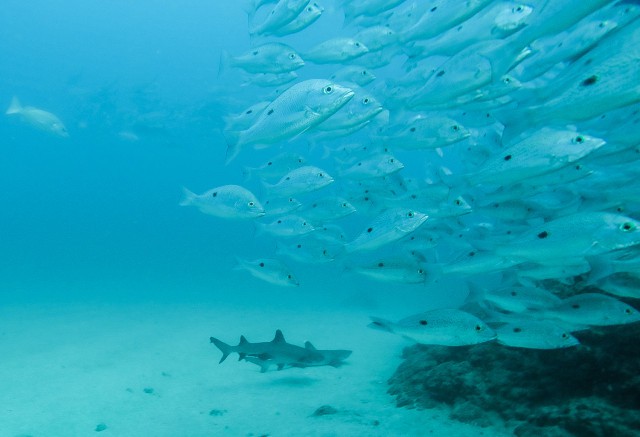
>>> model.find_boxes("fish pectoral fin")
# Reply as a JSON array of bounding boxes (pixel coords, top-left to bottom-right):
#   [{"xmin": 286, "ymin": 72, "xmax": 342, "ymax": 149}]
[{"xmin": 304, "ymin": 105, "xmax": 321, "ymax": 119}]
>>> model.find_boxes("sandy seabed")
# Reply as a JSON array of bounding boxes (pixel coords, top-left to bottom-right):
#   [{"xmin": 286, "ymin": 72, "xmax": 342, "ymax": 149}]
[{"xmin": 0, "ymin": 291, "xmax": 513, "ymax": 437}]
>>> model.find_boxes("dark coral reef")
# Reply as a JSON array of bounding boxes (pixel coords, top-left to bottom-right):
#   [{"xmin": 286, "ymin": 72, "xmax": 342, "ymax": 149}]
[{"xmin": 388, "ymin": 323, "xmax": 640, "ymax": 436}]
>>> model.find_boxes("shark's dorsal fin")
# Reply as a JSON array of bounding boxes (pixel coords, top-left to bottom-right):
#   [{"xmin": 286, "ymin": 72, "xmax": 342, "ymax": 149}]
[
  {"xmin": 304, "ymin": 341, "xmax": 317, "ymax": 351},
  {"xmin": 239, "ymin": 335, "xmax": 248, "ymax": 345},
  {"xmin": 272, "ymin": 329, "xmax": 285, "ymax": 343}
]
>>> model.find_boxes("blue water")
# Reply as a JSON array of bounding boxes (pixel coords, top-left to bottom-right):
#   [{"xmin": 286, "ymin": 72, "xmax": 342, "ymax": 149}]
[
  {"xmin": 0, "ymin": 1, "xmax": 443, "ymax": 310},
  {"xmin": 5, "ymin": 2, "xmax": 639, "ymax": 435}
]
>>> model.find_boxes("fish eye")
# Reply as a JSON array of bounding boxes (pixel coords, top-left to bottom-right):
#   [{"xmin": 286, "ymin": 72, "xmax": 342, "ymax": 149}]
[
  {"xmin": 475, "ymin": 325, "xmax": 483, "ymax": 332},
  {"xmin": 248, "ymin": 201, "xmax": 255, "ymax": 207},
  {"xmin": 625, "ymin": 308, "xmax": 633, "ymax": 314},
  {"xmin": 342, "ymin": 202, "xmax": 347, "ymax": 207},
  {"xmin": 562, "ymin": 333, "xmax": 569, "ymax": 339},
  {"xmin": 621, "ymin": 222, "xmax": 636, "ymax": 232},
  {"xmin": 361, "ymin": 70, "xmax": 368, "ymax": 76},
  {"xmin": 452, "ymin": 125, "xmax": 460, "ymax": 131},
  {"xmin": 212, "ymin": 192, "xmax": 218, "ymax": 197},
  {"xmin": 288, "ymin": 53, "xmax": 296, "ymax": 60},
  {"xmin": 418, "ymin": 269, "xmax": 424, "ymax": 274},
  {"xmin": 377, "ymin": 262, "xmax": 384, "ymax": 267},
  {"xmin": 354, "ymin": 42, "xmax": 361, "ymax": 47},
  {"xmin": 259, "ymin": 262, "xmax": 265, "ymax": 267},
  {"xmin": 407, "ymin": 211, "xmax": 414, "ymax": 217},
  {"xmin": 513, "ymin": 5, "xmax": 524, "ymax": 12},
  {"xmin": 323, "ymin": 85, "xmax": 333, "ymax": 94},
  {"xmin": 287, "ymin": 274, "xmax": 292, "ymax": 279},
  {"xmin": 362, "ymin": 98, "xmax": 370, "ymax": 104},
  {"xmin": 573, "ymin": 135, "xmax": 585, "ymax": 144},
  {"xmin": 307, "ymin": 6, "xmax": 312, "ymax": 11},
  {"xmin": 389, "ymin": 158, "xmax": 394, "ymax": 163}
]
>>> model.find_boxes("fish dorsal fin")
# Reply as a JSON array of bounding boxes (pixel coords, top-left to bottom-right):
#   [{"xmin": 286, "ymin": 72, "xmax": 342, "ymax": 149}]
[
  {"xmin": 304, "ymin": 341, "xmax": 317, "ymax": 351},
  {"xmin": 239, "ymin": 335, "xmax": 249, "ymax": 345},
  {"xmin": 272, "ymin": 329, "xmax": 285, "ymax": 343}
]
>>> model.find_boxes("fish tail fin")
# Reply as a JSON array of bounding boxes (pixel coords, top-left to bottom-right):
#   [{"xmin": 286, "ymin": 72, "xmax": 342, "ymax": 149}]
[
  {"xmin": 210, "ymin": 337, "xmax": 233, "ymax": 364},
  {"xmin": 437, "ymin": 165, "xmax": 472, "ymax": 191},
  {"xmin": 179, "ymin": 187, "xmax": 196, "ymax": 206},
  {"xmin": 218, "ymin": 51, "xmax": 233, "ymax": 77},
  {"xmin": 464, "ymin": 282, "xmax": 486, "ymax": 304},
  {"xmin": 241, "ymin": 166, "xmax": 253, "ymax": 182},
  {"xmin": 6, "ymin": 96, "xmax": 22, "ymax": 115},
  {"xmin": 367, "ymin": 316, "xmax": 394, "ymax": 333},
  {"xmin": 224, "ymin": 131, "xmax": 241, "ymax": 165},
  {"xmin": 240, "ymin": 0, "xmax": 256, "ymax": 16}
]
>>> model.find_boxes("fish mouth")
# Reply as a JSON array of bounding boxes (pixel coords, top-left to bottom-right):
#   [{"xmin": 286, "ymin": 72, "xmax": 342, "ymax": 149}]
[{"xmin": 337, "ymin": 90, "xmax": 356, "ymax": 106}]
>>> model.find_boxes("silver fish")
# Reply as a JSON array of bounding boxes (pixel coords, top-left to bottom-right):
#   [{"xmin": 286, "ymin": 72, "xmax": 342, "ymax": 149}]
[
  {"xmin": 234, "ymin": 257, "xmax": 300, "ymax": 286},
  {"xmin": 6, "ymin": 97, "xmax": 68, "ymax": 137},
  {"xmin": 303, "ymin": 38, "xmax": 369, "ymax": 64},
  {"xmin": 369, "ymin": 309, "xmax": 496, "ymax": 346},
  {"xmin": 542, "ymin": 293, "xmax": 640, "ymax": 327},
  {"xmin": 258, "ymin": 214, "xmax": 315, "ymax": 237},
  {"xmin": 346, "ymin": 208, "xmax": 428, "ymax": 252},
  {"xmin": 495, "ymin": 321, "xmax": 580, "ymax": 349},
  {"xmin": 219, "ymin": 43, "xmax": 304, "ymax": 75},
  {"xmin": 180, "ymin": 185, "xmax": 265, "ymax": 219},
  {"xmin": 264, "ymin": 165, "xmax": 335, "ymax": 197},
  {"xmin": 225, "ymin": 80, "xmax": 354, "ymax": 163}
]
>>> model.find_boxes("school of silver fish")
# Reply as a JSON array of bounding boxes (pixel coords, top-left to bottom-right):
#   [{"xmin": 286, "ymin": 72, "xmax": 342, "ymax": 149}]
[{"xmin": 184, "ymin": 0, "xmax": 640, "ymax": 351}]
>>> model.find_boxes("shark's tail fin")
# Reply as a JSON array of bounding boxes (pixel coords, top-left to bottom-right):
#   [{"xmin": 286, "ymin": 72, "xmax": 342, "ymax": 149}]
[
  {"xmin": 210, "ymin": 337, "xmax": 233, "ymax": 364},
  {"xmin": 6, "ymin": 96, "xmax": 22, "ymax": 115}
]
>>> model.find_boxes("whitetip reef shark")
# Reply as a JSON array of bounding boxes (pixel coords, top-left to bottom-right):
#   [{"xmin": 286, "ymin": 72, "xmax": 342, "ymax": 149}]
[{"xmin": 210, "ymin": 329, "xmax": 352, "ymax": 372}]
